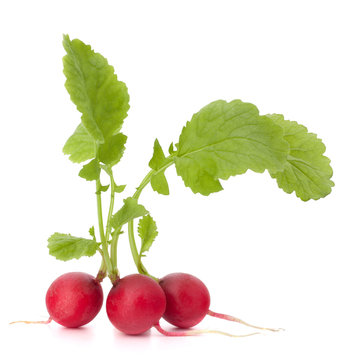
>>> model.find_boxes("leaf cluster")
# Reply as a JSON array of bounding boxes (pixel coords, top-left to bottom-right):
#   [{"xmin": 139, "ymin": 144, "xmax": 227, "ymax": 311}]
[{"xmin": 48, "ymin": 35, "xmax": 334, "ymax": 271}]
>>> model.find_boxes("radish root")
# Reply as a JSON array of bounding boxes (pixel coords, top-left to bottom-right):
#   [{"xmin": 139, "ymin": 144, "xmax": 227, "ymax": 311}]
[
  {"xmin": 208, "ymin": 310, "xmax": 284, "ymax": 332},
  {"xmin": 10, "ymin": 317, "xmax": 52, "ymax": 325},
  {"xmin": 153, "ymin": 322, "xmax": 261, "ymax": 338}
]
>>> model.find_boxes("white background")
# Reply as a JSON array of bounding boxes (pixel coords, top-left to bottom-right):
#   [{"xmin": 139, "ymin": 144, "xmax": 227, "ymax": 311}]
[{"xmin": 1, "ymin": 0, "xmax": 349, "ymax": 359}]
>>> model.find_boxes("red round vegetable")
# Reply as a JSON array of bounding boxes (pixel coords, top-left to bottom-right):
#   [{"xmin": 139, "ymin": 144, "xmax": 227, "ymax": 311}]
[
  {"xmin": 159, "ymin": 272, "xmax": 210, "ymax": 328},
  {"xmin": 106, "ymin": 274, "xmax": 166, "ymax": 335},
  {"xmin": 46, "ymin": 272, "xmax": 103, "ymax": 328},
  {"xmin": 159, "ymin": 272, "xmax": 281, "ymax": 333}
]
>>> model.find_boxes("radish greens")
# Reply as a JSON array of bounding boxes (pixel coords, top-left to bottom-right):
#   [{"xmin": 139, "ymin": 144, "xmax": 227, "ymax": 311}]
[{"xmin": 47, "ymin": 35, "xmax": 334, "ymax": 283}]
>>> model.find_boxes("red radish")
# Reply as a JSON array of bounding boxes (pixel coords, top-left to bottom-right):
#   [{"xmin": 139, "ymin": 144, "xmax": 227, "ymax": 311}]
[
  {"xmin": 159, "ymin": 272, "xmax": 210, "ymax": 328},
  {"xmin": 106, "ymin": 274, "xmax": 166, "ymax": 335},
  {"xmin": 159, "ymin": 273, "xmax": 281, "ymax": 332},
  {"xmin": 11, "ymin": 272, "xmax": 103, "ymax": 328},
  {"xmin": 46, "ymin": 272, "xmax": 103, "ymax": 328}
]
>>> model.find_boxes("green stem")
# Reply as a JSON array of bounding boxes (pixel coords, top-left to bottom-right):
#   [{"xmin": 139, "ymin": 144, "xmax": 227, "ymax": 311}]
[
  {"xmin": 110, "ymin": 227, "xmax": 121, "ymax": 272},
  {"xmin": 128, "ymin": 156, "xmax": 175, "ymax": 279},
  {"xmin": 105, "ymin": 167, "xmax": 115, "ymax": 247},
  {"xmin": 96, "ymin": 178, "xmax": 114, "ymax": 278},
  {"xmin": 96, "ymin": 255, "xmax": 107, "ymax": 282}
]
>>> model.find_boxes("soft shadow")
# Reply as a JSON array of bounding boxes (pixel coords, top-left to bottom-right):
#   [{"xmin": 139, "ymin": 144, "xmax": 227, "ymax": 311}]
[
  {"xmin": 112, "ymin": 328, "xmax": 153, "ymax": 349},
  {"xmin": 55, "ymin": 326, "xmax": 94, "ymax": 342},
  {"xmin": 113, "ymin": 328, "xmax": 152, "ymax": 339}
]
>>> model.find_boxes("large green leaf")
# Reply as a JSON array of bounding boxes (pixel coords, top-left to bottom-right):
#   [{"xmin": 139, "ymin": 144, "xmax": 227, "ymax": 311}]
[
  {"xmin": 62, "ymin": 34, "xmax": 129, "ymax": 143},
  {"xmin": 48, "ymin": 233, "xmax": 99, "ymax": 261},
  {"xmin": 174, "ymin": 100, "xmax": 290, "ymax": 195},
  {"xmin": 267, "ymin": 114, "xmax": 334, "ymax": 201}
]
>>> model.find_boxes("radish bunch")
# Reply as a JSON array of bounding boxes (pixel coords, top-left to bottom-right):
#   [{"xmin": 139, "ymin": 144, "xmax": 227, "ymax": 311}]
[{"xmin": 12, "ymin": 35, "xmax": 333, "ymax": 337}]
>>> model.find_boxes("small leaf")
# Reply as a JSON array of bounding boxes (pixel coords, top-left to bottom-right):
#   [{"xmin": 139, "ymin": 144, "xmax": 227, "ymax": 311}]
[
  {"xmin": 151, "ymin": 172, "xmax": 170, "ymax": 195},
  {"xmin": 63, "ymin": 123, "xmax": 96, "ymax": 163},
  {"xmin": 100, "ymin": 184, "xmax": 110, "ymax": 192},
  {"xmin": 100, "ymin": 133, "xmax": 127, "ymax": 166},
  {"xmin": 267, "ymin": 114, "xmax": 334, "ymax": 201},
  {"xmin": 149, "ymin": 139, "xmax": 171, "ymax": 195},
  {"xmin": 79, "ymin": 158, "xmax": 101, "ymax": 181},
  {"xmin": 111, "ymin": 197, "xmax": 148, "ymax": 229},
  {"xmin": 138, "ymin": 215, "xmax": 158, "ymax": 255},
  {"xmin": 48, "ymin": 233, "xmax": 99, "ymax": 261},
  {"xmin": 168, "ymin": 142, "xmax": 175, "ymax": 155},
  {"xmin": 149, "ymin": 139, "xmax": 167, "ymax": 170},
  {"xmin": 175, "ymin": 100, "xmax": 289, "ymax": 195},
  {"xmin": 89, "ymin": 226, "xmax": 96, "ymax": 240},
  {"xmin": 114, "ymin": 183, "xmax": 126, "ymax": 193}
]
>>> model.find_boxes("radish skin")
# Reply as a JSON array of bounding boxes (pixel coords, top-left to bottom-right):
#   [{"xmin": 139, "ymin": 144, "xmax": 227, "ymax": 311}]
[
  {"xmin": 106, "ymin": 274, "xmax": 166, "ymax": 335},
  {"xmin": 160, "ymin": 272, "xmax": 282, "ymax": 332},
  {"xmin": 45, "ymin": 272, "xmax": 103, "ymax": 328}
]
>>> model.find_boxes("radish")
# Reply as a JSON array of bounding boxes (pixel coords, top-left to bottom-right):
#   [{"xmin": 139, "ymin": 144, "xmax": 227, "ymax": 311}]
[
  {"xmin": 106, "ymin": 274, "xmax": 166, "ymax": 335},
  {"xmin": 106, "ymin": 273, "xmax": 256, "ymax": 338},
  {"xmin": 11, "ymin": 272, "xmax": 103, "ymax": 328},
  {"xmin": 159, "ymin": 273, "xmax": 282, "ymax": 332},
  {"xmin": 19, "ymin": 36, "xmax": 332, "ymax": 339},
  {"xmin": 45, "ymin": 272, "xmax": 103, "ymax": 328}
]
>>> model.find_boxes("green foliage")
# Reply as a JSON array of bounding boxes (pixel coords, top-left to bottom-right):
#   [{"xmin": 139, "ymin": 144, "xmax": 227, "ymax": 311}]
[
  {"xmin": 63, "ymin": 123, "xmax": 95, "ymax": 163},
  {"xmin": 151, "ymin": 172, "xmax": 169, "ymax": 195},
  {"xmin": 62, "ymin": 34, "xmax": 129, "ymax": 143},
  {"xmin": 267, "ymin": 114, "xmax": 334, "ymax": 201},
  {"xmin": 78, "ymin": 158, "xmax": 101, "ymax": 181},
  {"xmin": 48, "ymin": 233, "xmax": 99, "ymax": 261},
  {"xmin": 149, "ymin": 139, "xmax": 167, "ymax": 169},
  {"xmin": 111, "ymin": 197, "xmax": 148, "ymax": 229},
  {"xmin": 149, "ymin": 139, "xmax": 170, "ymax": 195},
  {"xmin": 99, "ymin": 133, "xmax": 127, "ymax": 166},
  {"xmin": 174, "ymin": 100, "xmax": 290, "ymax": 195},
  {"xmin": 54, "ymin": 35, "xmax": 334, "ymax": 279},
  {"xmin": 138, "ymin": 215, "xmax": 158, "ymax": 255},
  {"xmin": 114, "ymin": 183, "xmax": 126, "ymax": 193}
]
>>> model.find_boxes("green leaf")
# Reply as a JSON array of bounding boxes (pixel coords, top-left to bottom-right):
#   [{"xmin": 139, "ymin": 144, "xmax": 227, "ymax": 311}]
[
  {"xmin": 111, "ymin": 197, "xmax": 148, "ymax": 229},
  {"xmin": 114, "ymin": 183, "xmax": 126, "ymax": 193},
  {"xmin": 63, "ymin": 123, "xmax": 96, "ymax": 163},
  {"xmin": 151, "ymin": 172, "xmax": 170, "ymax": 195},
  {"xmin": 267, "ymin": 114, "xmax": 334, "ymax": 201},
  {"xmin": 79, "ymin": 158, "xmax": 101, "ymax": 181},
  {"xmin": 89, "ymin": 226, "xmax": 96, "ymax": 240},
  {"xmin": 174, "ymin": 100, "xmax": 289, "ymax": 195},
  {"xmin": 96, "ymin": 183, "xmax": 110, "ymax": 194},
  {"xmin": 62, "ymin": 34, "xmax": 130, "ymax": 142},
  {"xmin": 100, "ymin": 133, "xmax": 127, "ymax": 166},
  {"xmin": 138, "ymin": 215, "xmax": 158, "ymax": 255},
  {"xmin": 48, "ymin": 233, "xmax": 99, "ymax": 261},
  {"xmin": 101, "ymin": 184, "xmax": 110, "ymax": 192},
  {"xmin": 168, "ymin": 142, "xmax": 175, "ymax": 155},
  {"xmin": 149, "ymin": 139, "xmax": 167, "ymax": 170},
  {"xmin": 148, "ymin": 139, "xmax": 170, "ymax": 195}
]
